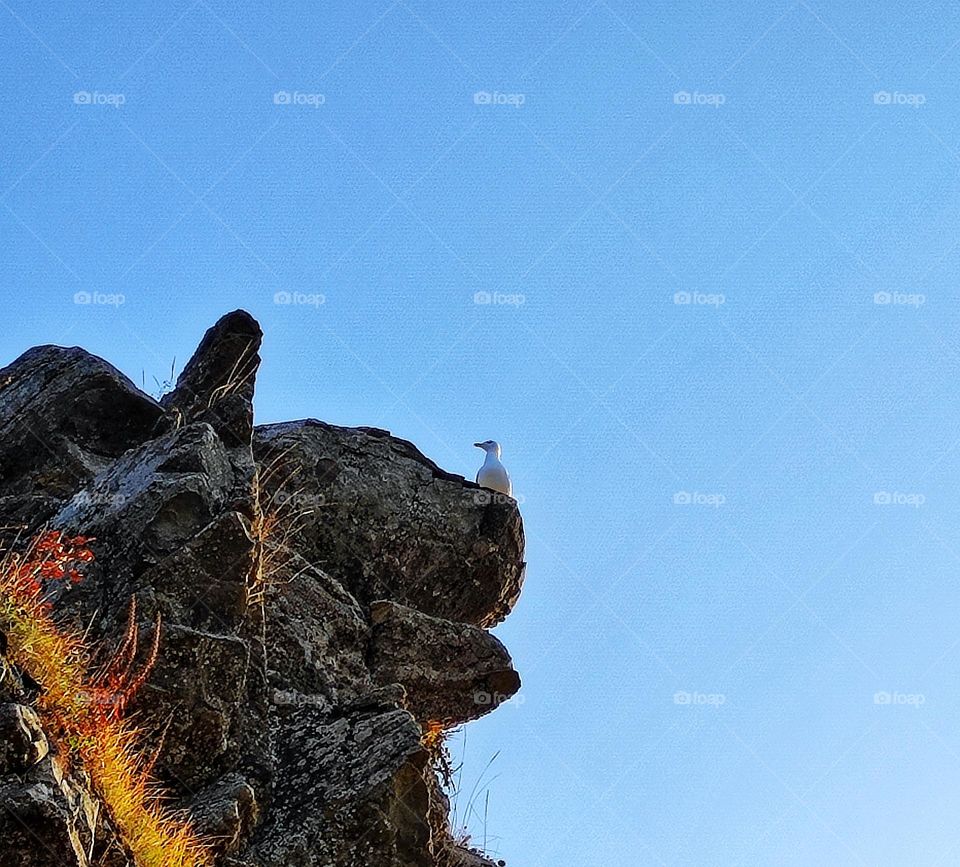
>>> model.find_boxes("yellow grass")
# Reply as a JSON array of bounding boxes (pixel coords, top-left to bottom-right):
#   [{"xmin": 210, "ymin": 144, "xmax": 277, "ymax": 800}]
[{"xmin": 0, "ymin": 534, "xmax": 211, "ymax": 867}]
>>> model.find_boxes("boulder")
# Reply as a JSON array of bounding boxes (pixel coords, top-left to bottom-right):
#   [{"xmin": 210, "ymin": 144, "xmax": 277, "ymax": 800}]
[
  {"xmin": 369, "ymin": 601, "xmax": 520, "ymax": 725},
  {"xmin": 160, "ymin": 310, "xmax": 262, "ymax": 449},
  {"xmin": 0, "ymin": 345, "xmax": 162, "ymax": 529},
  {"xmin": 253, "ymin": 420, "xmax": 525, "ymax": 627}
]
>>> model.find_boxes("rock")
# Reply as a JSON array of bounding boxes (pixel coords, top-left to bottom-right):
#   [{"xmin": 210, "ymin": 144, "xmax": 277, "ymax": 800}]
[
  {"xmin": 253, "ymin": 420, "xmax": 525, "ymax": 627},
  {"xmin": 262, "ymin": 561, "xmax": 372, "ymax": 704},
  {"xmin": 158, "ymin": 310, "xmax": 262, "ymax": 524},
  {"xmin": 248, "ymin": 703, "xmax": 432, "ymax": 867},
  {"xmin": 48, "ymin": 421, "xmax": 246, "ymax": 638},
  {"xmin": 189, "ymin": 772, "xmax": 260, "ymax": 858},
  {"xmin": 369, "ymin": 601, "xmax": 521, "ymax": 725},
  {"xmin": 161, "ymin": 310, "xmax": 262, "ymax": 449},
  {"xmin": 0, "ymin": 345, "xmax": 162, "ymax": 529},
  {"xmin": 0, "ymin": 757, "xmax": 98, "ymax": 867},
  {"xmin": 345, "ymin": 683, "xmax": 407, "ymax": 712},
  {"xmin": 0, "ymin": 311, "xmax": 526, "ymax": 866},
  {"xmin": 0, "ymin": 703, "xmax": 49, "ymax": 773},
  {"xmin": 137, "ymin": 509, "xmax": 254, "ymax": 629},
  {"xmin": 448, "ymin": 847, "xmax": 506, "ymax": 867},
  {"xmin": 137, "ymin": 624, "xmax": 252, "ymax": 792},
  {"xmin": 54, "ymin": 422, "xmax": 235, "ymax": 562}
]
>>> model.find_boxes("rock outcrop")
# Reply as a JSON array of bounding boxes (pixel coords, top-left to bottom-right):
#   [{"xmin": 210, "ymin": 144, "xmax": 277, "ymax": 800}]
[
  {"xmin": 252, "ymin": 420, "xmax": 525, "ymax": 628},
  {"xmin": 0, "ymin": 311, "xmax": 525, "ymax": 866}
]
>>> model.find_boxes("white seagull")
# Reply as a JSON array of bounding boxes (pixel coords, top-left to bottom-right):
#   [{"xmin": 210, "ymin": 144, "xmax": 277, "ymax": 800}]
[{"xmin": 474, "ymin": 440, "xmax": 512, "ymax": 496}]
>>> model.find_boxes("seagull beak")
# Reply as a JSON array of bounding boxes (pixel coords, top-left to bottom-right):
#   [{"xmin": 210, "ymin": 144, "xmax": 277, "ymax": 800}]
[{"xmin": 473, "ymin": 442, "xmax": 483, "ymax": 448}]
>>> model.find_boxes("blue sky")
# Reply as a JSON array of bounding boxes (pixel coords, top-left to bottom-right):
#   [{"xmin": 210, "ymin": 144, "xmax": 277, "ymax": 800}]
[{"xmin": 5, "ymin": 1, "xmax": 960, "ymax": 864}]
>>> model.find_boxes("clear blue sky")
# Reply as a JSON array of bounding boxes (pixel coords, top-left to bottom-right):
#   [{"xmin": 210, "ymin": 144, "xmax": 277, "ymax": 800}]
[{"xmin": 4, "ymin": 2, "xmax": 960, "ymax": 864}]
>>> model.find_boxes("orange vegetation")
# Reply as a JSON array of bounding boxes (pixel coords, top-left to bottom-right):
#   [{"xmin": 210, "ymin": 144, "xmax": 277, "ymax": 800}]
[{"xmin": 0, "ymin": 530, "xmax": 211, "ymax": 867}]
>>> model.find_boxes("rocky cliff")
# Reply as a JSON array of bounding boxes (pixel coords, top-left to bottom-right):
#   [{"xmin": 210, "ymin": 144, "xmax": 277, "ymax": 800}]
[{"xmin": 0, "ymin": 311, "xmax": 525, "ymax": 866}]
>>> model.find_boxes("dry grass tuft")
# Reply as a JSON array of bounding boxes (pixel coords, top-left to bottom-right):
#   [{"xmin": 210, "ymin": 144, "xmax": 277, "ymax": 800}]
[
  {"xmin": 423, "ymin": 722, "xmax": 504, "ymax": 866},
  {"xmin": 247, "ymin": 447, "xmax": 316, "ymax": 609},
  {"xmin": 205, "ymin": 344, "xmax": 258, "ymax": 410}
]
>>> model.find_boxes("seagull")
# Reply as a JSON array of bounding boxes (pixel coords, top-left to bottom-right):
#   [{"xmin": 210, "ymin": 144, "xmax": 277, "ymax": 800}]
[{"xmin": 474, "ymin": 440, "xmax": 512, "ymax": 496}]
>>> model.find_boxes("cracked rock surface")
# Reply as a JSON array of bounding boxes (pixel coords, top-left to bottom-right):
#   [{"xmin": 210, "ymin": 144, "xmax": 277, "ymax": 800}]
[{"xmin": 0, "ymin": 311, "xmax": 526, "ymax": 866}]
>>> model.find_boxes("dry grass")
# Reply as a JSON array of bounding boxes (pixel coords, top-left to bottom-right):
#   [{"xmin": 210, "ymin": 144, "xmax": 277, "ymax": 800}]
[
  {"xmin": 422, "ymin": 721, "xmax": 455, "ymax": 787},
  {"xmin": 204, "ymin": 344, "xmax": 258, "ymax": 410},
  {"xmin": 143, "ymin": 358, "xmax": 178, "ymax": 401},
  {"xmin": 0, "ymin": 530, "xmax": 211, "ymax": 867},
  {"xmin": 247, "ymin": 446, "xmax": 316, "ymax": 609},
  {"xmin": 423, "ymin": 722, "xmax": 503, "ymax": 866}
]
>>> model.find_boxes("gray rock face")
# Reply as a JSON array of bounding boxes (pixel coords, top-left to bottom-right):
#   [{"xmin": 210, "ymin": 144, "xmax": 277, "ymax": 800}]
[
  {"xmin": 160, "ymin": 309, "xmax": 261, "ymax": 450},
  {"xmin": 0, "ymin": 311, "xmax": 526, "ymax": 866},
  {"xmin": 248, "ymin": 702, "xmax": 431, "ymax": 867},
  {"xmin": 0, "ymin": 756, "xmax": 98, "ymax": 867},
  {"xmin": 369, "ymin": 601, "xmax": 520, "ymax": 726},
  {"xmin": 262, "ymin": 561, "xmax": 372, "ymax": 705},
  {"xmin": 0, "ymin": 345, "xmax": 163, "ymax": 529},
  {"xmin": 253, "ymin": 420, "xmax": 525, "ymax": 627},
  {"xmin": 189, "ymin": 772, "xmax": 260, "ymax": 860}
]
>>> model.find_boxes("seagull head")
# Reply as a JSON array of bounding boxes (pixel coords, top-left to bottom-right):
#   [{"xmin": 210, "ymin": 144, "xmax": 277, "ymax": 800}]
[{"xmin": 474, "ymin": 439, "xmax": 502, "ymax": 457}]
